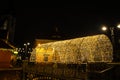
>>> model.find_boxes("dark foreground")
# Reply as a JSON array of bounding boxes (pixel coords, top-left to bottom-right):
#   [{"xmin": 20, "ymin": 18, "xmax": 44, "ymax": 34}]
[{"xmin": 0, "ymin": 61, "xmax": 120, "ymax": 80}]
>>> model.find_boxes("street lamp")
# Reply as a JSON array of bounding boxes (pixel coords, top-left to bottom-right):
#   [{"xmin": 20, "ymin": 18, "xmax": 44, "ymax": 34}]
[
  {"xmin": 102, "ymin": 26, "xmax": 107, "ymax": 31},
  {"xmin": 102, "ymin": 26, "xmax": 115, "ymax": 46},
  {"xmin": 117, "ymin": 24, "xmax": 120, "ymax": 29},
  {"xmin": 101, "ymin": 25, "xmax": 120, "ymax": 46},
  {"xmin": 101, "ymin": 24, "xmax": 120, "ymax": 62},
  {"xmin": 24, "ymin": 42, "xmax": 30, "ymax": 60}
]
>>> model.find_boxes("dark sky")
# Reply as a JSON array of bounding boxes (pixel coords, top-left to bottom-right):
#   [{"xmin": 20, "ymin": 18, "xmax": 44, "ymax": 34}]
[{"xmin": 1, "ymin": 1, "xmax": 120, "ymax": 46}]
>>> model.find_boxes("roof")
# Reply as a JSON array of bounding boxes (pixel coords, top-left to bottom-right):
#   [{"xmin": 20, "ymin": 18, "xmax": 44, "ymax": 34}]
[{"xmin": 0, "ymin": 39, "xmax": 15, "ymax": 49}]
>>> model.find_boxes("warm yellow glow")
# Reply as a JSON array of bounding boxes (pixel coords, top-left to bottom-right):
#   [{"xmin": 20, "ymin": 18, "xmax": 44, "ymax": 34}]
[
  {"xmin": 47, "ymin": 48, "xmax": 53, "ymax": 52},
  {"xmin": 39, "ymin": 48, "xmax": 46, "ymax": 52},
  {"xmin": 102, "ymin": 26, "xmax": 107, "ymax": 31},
  {"xmin": 34, "ymin": 34, "xmax": 113, "ymax": 63},
  {"xmin": 36, "ymin": 47, "xmax": 54, "ymax": 63},
  {"xmin": 38, "ymin": 43, "xmax": 41, "ymax": 47},
  {"xmin": 14, "ymin": 51, "xmax": 18, "ymax": 54}
]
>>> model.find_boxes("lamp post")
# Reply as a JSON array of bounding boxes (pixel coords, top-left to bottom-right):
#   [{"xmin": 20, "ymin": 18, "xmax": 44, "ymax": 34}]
[
  {"xmin": 24, "ymin": 42, "xmax": 30, "ymax": 60},
  {"xmin": 102, "ymin": 27, "xmax": 115, "ymax": 46},
  {"xmin": 102, "ymin": 25, "xmax": 120, "ymax": 46},
  {"xmin": 101, "ymin": 24, "xmax": 120, "ymax": 62}
]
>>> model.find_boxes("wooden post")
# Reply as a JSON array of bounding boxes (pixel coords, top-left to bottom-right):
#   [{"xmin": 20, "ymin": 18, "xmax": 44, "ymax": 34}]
[{"xmin": 22, "ymin": 60, "xmax": 28, "ymax": 80}]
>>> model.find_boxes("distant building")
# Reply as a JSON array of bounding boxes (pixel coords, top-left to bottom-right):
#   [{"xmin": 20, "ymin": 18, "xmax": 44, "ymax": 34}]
[
  {"xmin": 0, "ymin": 39, "xmax": 16, "ymax": 68},
  {"xmin": 33, "ymin": 39, "xmax": 58, "ymax": 48}
]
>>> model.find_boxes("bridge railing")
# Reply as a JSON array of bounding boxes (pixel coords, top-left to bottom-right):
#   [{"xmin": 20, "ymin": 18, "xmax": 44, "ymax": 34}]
[{"xmin": 22, "ymin": 61, "xmax": 116, "ymax": 80}]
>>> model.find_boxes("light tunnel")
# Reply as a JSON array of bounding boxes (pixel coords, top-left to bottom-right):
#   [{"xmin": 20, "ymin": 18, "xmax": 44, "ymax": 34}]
[{"xmin": 31, "ymin": 34, "xmax": 113, "ymax": 64}]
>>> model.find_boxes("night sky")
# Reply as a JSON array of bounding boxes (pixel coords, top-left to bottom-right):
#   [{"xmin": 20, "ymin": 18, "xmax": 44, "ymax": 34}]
[{"xmin": 1, "ymin": 1, "xmax": 120, "ymax": 46}]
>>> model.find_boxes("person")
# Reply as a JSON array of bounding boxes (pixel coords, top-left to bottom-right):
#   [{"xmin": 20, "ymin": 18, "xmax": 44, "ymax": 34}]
[
  {"xmin": 16, "ymin": 54, "xmax": 22, "ymax": 67},
  {"xmin": 10, "ymin": 54, "xmax": 17, "ymax": 67}
]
